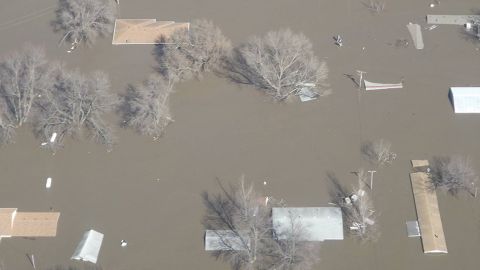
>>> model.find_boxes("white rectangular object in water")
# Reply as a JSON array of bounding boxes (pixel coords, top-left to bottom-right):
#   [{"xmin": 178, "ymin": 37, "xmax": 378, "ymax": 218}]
[
  {"xmin": 71, "ymin": 230, "xmax": 104, "ymax": 264},
  {"xmin": 364, "ymin": 80, "xmax": 403, "ymax": 91},
  {"xmin": 46, "ymin": 178, "xmax": 52, "ymax": 189},
  {"xmin": 450, "ymin": 87, "xmax": 480, "ymax": 113},
  {"xmin": 407, "ymin": 23, "xmax": 424, "ymax": 49},
  {"xmin": 50, "ymin": 133, "xmax": 57, "ymax": 143}
]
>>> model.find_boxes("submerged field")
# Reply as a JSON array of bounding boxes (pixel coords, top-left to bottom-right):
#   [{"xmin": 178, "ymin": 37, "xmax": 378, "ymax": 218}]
[{"xmin": 1, "ymin": 0, "xmax": 480, "ymax": 269}]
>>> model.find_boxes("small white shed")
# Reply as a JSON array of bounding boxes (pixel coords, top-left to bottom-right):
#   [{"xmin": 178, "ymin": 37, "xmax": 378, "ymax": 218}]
[
  {"xmin": 71, "ymin": 230, "xmax": 104, "ymax": 264},
  {"xmin": 450, "ymin": 87, "xmax": 480, "ymax": 113}
]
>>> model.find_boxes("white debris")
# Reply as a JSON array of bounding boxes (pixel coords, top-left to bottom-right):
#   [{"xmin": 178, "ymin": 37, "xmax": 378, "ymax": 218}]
[
  {"xmin": 298, "ymin": 87, "xmax": 318, "ymax": 102},
  {"xmin": 263, "ymin": 181, "xmax": 267, "ymax": 186},
  {"xmin": 46, "ymin": 178, "xmax": 52, "ymax": 189},
  {"xmin": 50, "ymin": 133, "xmax": 57, "ymax": 143},
  {"xmin": 120, "ymin": 240, "xmax": 127, "ymax": 247},
  {"xmin": 41, "ymin": 142, "xmax": 48, "ymax": 146},
  {"xmin": 430, "ymin": 3, "xmax": 435, "ymax": 8}
]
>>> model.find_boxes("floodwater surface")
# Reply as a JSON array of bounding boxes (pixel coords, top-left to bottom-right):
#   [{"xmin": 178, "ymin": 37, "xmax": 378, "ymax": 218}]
[{"xmin": 0, "ymin": 0, "xmax": 480, "ymax": 269}]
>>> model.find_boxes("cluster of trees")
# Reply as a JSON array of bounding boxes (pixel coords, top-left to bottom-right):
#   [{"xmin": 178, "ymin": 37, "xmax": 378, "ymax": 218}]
[
  {"xmin": 53, "ymin": 0, "xmax": 116, "ymax": 47},
  {"xmin": 328, "ymin": 172, "xmax": 379, "ymax": 242},
  {"xmin": 430, "ymin": 156, "xmax": 478, "ymax": 196},
  {"xmin": 0, "ymin": 46, "xmax": 117, "ymax": 148},
  {"xmin": 155, "ymin": 22, "xmax": 330, "ymax": 101},
  {"xmin": 203, "ymin": 178, "xmax": 319, "ymax": 270},
  {"xmin": 361, "ymin": 139, "xmax": 396, "ymax": 166}
]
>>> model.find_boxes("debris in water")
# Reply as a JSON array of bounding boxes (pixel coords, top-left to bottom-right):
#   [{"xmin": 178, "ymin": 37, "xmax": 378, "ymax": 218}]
[
  {"xmin": 46, "ymin": 177, "xmax": 52, "ymax": 189},
  {"xmin": 50, "ymin": 133, "xmax": 57, "ymax": 143}
]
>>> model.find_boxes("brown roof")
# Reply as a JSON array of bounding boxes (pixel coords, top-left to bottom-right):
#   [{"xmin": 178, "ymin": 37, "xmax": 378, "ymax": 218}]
[
  {"xmin": 0, "ymin": 208, "xmax": 16, "ymax": 236},
  {"xmin": 12, "ymin": 212, "xmax": 60, "ymax": 237},
  {"xmin": 410, "ymin": 161, "xmax": 448, "ymax": 254},
  {"xmin": 112, "ymin": 19, "xmax": 189, "ymax": 44},
  {"xmin": 0, "ymin": 208, "xmax": 60, "ymax": 237}
]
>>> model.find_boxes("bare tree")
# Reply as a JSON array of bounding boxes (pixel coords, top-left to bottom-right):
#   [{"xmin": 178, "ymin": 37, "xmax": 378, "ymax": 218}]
[
  {"xmin": 430, "ymin": 156, "xmax": 478, "ymax": 196},
  {"xmin": 363, "ymin": 1, "xmax": 385, "ymax": 14},
  {"xmin": 361, "ymin": 139, "xmax": 396, "ymax": 166},
  {"xmin": 203, "ymin": 177, "xmax": 319, "ymax": 270},
  {"xmin": 53, "ymin": 0, "xmax": 116, "ymax": 46},
  {"xmin": 122, "ymin": 74, "xmax": 174, "ymax": 140},
  {"xmin": 35, "ymin": 67, "xmax": 117, "ymax": 149},
  {"xmin": 155, "ymin": 19, "xmax": 232, "ymax": 82},
  {"xmin": 328, "ymin": 171, "xmax": 379, "ymax": 242},
  {"xmin": 0, "ymin": 46, "xmax": 53, "ymax": 144},
  {"xmin": 230, "ymin": 29, "xmax": 329, "ymax": 101}
]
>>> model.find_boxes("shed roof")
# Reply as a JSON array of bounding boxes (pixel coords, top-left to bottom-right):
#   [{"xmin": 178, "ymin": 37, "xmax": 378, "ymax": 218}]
[
  {"xmin": 112, "ymin": 19, "xmax": 190, "ymax": 44},
  {"xmin": 71, "ymin": 230, "xmax": 104, "ymax": 264},
  {"xmin": 272, "ymin": 207, "xmax": 343, "ymax": 241},
  {"xmin": 205, "ymin": 230, "xmax": 250, "ymax": 251},
  {"xmin": 450, "ymin": 87, "xmax": 480, "ymax": 113}
]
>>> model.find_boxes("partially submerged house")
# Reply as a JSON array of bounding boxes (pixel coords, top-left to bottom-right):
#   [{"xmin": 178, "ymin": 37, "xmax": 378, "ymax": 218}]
[
  {"xmin": 0, "ymin": 208, "xmax": 60, "ymax": 239},
  {"xmin": 272, "ymin": 207, "xmax": 343, "ymax": 241},
  {"xmin": 450, "ymin": 87, "xmax": 480, "ymax": 113},
  {"xmin": 204, "ymin": 230, "xmax": 250, "ymax": 251},
  {"xmin": 409, "ymin": 160, "xmax": 448, "ymax": 254},
  {"xmin": 112, "ymin": 19, "xmax": 190, "ymax": 45},
  {"xmin": 71, "ymin": 230, "xmax": 104, "ymax": 264}
]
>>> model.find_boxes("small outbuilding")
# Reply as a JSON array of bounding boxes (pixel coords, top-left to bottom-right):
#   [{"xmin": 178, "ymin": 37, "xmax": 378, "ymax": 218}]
[
  {"xmin": 205, "ymin": 230, "xmax": 250, "ymax": 251},
  {"xmin": 112, "ymin": 19, "xmax": 190, "ymax": 45},
  {"xmin": 272, "ymin": 207, "xmax": 343, "ymax": 241},
  {"xmin": 71, "ymin": 230, "xmax": 104, "ymax": 264},
  {"xmin": 450, "ymin": 87, "xmax": 480, "ymax": 113}
]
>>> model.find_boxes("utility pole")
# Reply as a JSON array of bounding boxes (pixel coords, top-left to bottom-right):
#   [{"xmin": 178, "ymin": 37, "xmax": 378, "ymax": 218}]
[
  {"xmin": 367, "ymin": 170, "xmax": 376, "ymax": 190},
  {"xmin": 356, "ymin": 70, "xmax": 367, "ymax": 90}
]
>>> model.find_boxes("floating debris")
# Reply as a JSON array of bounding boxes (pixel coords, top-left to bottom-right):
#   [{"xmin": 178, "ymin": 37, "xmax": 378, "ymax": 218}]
[{"xmin": 46, "ymin": 177, "xmax": 52, "ymax": 189}]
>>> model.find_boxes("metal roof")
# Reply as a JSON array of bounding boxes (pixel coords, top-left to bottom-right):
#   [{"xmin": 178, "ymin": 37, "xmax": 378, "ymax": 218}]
[
  {"xmin": 272, "ymin": 207, "xmax": 343, "ymax": 241},
  {"xmin": 205, "ymin": 230, "xmax": 250, "ymax": 251},
  {"xmin": 71, "ymin": 230, "xmax": 104, "ymax": 264},
  {"xmin": 450, "ymin": 87, "xmax": 480, "ymax": 113}
]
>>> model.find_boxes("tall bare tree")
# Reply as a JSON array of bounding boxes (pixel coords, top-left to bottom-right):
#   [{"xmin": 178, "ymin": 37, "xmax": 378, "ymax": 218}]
[
  {"xmin": 35, "ymin": 67, "xmax": 117, "ymax": 148},
  {"xmin": 0, "ymin": 46, "xmax": 52, "ymax": 127},
  {"xmin": 430, "ymin": 156, "xmax": 478, "ymax": 196},
  {"xmin": 0, "ymin": 46, "xmax": 53, "ymax": 144},
  {"xmin": 231, "ymin": 29, "xmax": 329, "ymax": 101},
  {"xmin": 203, "ymin": 177, "xmax": 319, "ymax": 270},
  {"xmin": 122, "ymin": 75, "xmax": 174, "ymax": 139},
  {"xmin": 53, "ymin": 0, "xmax": 116, "ymax": 46},
  {"xmin": 155, "ymin": 19, "xmax": 232, "ymax": 82}
]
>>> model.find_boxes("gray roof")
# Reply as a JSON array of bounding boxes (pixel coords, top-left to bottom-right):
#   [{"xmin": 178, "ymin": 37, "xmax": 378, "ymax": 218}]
[
  {"xmin": 205, "ymin": 230, "xmax": 250, "ymax": 251},
  {"xmin": 272, "ymin": 207, "xmax": 343, "ymax": 241}
]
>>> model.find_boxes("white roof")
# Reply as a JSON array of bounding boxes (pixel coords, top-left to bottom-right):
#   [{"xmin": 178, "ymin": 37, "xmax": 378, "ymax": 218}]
[
  {"xmin": 205, "ymin": 230, "xmax": 250, "ymax": 251},
  {"xmin": 272, "ymin": 207, "xmax": 343, "ymax": 241},
  {"xmin": 71, "ymin": 230, "xmax": 104, "ymax": 264},
  {"xmin": 450, "ymin": 87, "xmax": 480, "ymax": 113}
]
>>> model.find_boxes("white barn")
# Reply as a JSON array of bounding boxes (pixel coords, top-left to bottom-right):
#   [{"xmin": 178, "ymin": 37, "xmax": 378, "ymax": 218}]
[
  {"xmin": 272, "ymin": 207, "xmax": 343, "ymax": 241},
  {"xmin": 450, "ymin": 87, "xmax": 480, "ymax": 113}
]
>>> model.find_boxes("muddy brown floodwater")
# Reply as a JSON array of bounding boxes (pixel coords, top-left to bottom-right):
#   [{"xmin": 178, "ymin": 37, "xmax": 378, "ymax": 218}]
[{"xmin": 1, "ymin": 0, "xmax": 480, "ymax": 269}]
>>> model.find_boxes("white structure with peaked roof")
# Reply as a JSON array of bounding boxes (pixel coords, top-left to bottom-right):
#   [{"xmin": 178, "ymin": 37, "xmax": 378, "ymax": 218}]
[
  {"xmin": 272, "ymin": 207, "xmax": 343, "ymax": 241},
  {"xmin": 71, "ymin": 230, "xmax": 104, "ymax": 264},
  {"xmin": 450, "ymin": 87, "xmax": 480, "ymax": 113}
]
